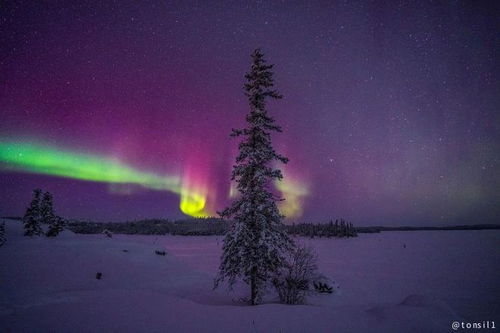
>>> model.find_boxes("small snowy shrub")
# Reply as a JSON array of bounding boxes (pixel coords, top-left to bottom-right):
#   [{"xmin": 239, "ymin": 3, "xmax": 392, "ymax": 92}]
[
  {"xmin": 313, "ymin": 281, "xmax": 334, "ymax": 293},
  {"xmin": 155, "ymin": 250, "xmax": 166, "ymax": 256},
  {"xmin": 96, "ymin": 272, "xmax": 102, "ymax": 279},
  {"xmin": 272, "ymin": 245, "xmax": 319, "ymax": 304},
  {"xmin": 103, "ymin": 229, "xmax": 113, "ymax": 238}
]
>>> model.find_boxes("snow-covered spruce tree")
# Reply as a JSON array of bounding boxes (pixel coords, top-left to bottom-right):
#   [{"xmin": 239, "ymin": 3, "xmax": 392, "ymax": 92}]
[
  {"xmin": 215, "ymin": 49, "xmax": 294, "ymax": 305},
  {"xmin": 40, "ymin": 191, "xmax": 55, "ymax": 225},
  {"xmin": 23, "ymin": 188, "xmax": 43, "ymax": 236},
  {"xmin": 0, "ymin": 222, "xmax": 6, "ymax": 247}
]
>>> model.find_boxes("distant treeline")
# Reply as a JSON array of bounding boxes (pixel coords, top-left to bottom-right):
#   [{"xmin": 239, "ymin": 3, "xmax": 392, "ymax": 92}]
[
  {"xmin": 68, "ymin": 218, "xmax": 229, "ymax": 236},
  {"xmin": 356, "ymin": 224, "xmax": 500, "ymax": 232},
  {"xmin": 66, "ymin": 218, "xmax": 359, "ymax": 237},
  {"xmin": 57, "ymin": 220, "xmax": 500, "ymax": 236},
  {"xmin": 288, "ymin": 219, "xmax": 357, "ymax": 238},
  {"xmin": 3, "ymin": 217, "xmax": 500, "ymax": 236}
]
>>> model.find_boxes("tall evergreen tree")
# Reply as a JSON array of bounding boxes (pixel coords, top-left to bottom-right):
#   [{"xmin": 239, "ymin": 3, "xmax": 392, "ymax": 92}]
[
  {"xmin": 215, "ymin": 49, "xmax": 294, "ymax": 305},
  {"xmin": 23, "ymin": 188, "xmax": 43, "ymax": 236},
  {"xmin": 40, "ymin": 191, "xmax": 55, "ymax": 224}
]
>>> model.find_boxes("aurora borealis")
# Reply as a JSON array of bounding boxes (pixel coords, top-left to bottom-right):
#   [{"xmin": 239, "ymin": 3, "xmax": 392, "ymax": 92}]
[
  {"xmin": 0, "ymin": 141, "xmax": 210, "ymax": 217},
  {"xmin": 0, "ymin": 140, "xmax": 304, "ymax": 218},
  {"xmin": 1, "ymin": 1, "xmax": 498, "ymax": 225}
]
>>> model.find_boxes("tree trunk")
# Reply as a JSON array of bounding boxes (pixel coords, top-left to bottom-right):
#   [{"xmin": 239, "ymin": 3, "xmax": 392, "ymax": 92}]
[{"xmin": 250, "ymin": 266, "xmax": 257, "ymax": 305}]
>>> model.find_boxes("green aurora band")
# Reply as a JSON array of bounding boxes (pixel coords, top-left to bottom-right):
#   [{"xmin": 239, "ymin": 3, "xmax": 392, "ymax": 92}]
[{"xmin": 0, "ymin": 141, "xmax": 210, "ymax": 217}]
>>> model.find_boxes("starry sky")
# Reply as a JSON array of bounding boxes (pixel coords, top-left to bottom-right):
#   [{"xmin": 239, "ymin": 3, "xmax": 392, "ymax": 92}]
[{"xmin": 1, "ymin": 1, "xmax": 498, "ymax": 225}]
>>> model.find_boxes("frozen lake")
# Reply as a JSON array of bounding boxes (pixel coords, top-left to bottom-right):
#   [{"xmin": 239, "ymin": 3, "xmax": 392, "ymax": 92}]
[
  {"xmin": 1, "ymin": 219, "xmax": 499, "ymax": 332},
  {"xmin": 117, "ymin": 229, "xmax": 500, "ymax": 321}
]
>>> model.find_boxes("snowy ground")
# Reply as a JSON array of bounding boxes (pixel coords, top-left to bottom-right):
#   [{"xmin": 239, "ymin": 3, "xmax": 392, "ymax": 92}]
[{"xmin": 1, "ymin": 219, "xmax": 499, "ymax": 332}]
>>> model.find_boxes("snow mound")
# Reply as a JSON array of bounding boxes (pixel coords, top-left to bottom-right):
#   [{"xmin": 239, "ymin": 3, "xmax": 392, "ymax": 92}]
[
  {"xmin": 367, "ymin": 294, "xmax": 461, "ymax": 332},
  {"xmin": 399, "ymin": 294, "xmax": 452, "ymax": 311}
]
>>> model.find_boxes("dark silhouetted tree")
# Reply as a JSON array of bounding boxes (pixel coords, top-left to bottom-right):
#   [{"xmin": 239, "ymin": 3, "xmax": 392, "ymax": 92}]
[
  {"xmin": 40, "ymin": 191, "xmax": 55, "ymax": 225},
  {"xmin": 23, "ymin": 188, "xmax": 43, "ymax": 236},
  {"xmin": 215, "ymin": 49, "xmax": 293, "ymax": 305},
  {"xmin": 0, "ymin": 222, "xmax": 5, "ymax": 247},
  {"xmin": 46, "ymin": 216, "xmax": 66, "ymax": 237}
]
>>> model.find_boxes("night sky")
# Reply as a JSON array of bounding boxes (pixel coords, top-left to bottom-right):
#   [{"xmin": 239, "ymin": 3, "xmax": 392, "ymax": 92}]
[{"xmin": 1, "ymin": 1, "xmax": 498, "ymax": 225}]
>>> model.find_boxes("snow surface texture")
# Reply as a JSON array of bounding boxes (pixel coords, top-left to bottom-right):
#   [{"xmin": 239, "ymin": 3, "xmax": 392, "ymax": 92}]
[{"xmin": 1, "ymin": 219, "xmax": 499, "ymax": 332}]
